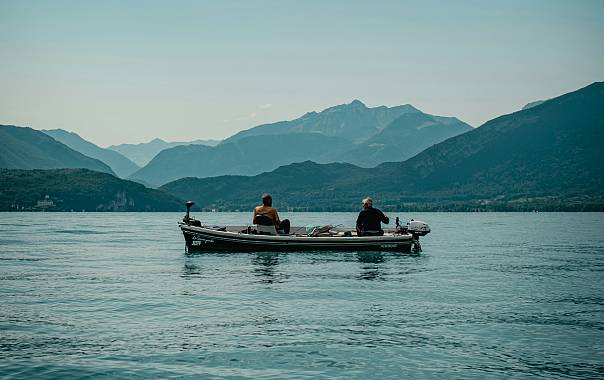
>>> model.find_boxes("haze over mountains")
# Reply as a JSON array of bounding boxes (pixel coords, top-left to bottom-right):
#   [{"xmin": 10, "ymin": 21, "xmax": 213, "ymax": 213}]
[
  {"xmin": 337, "ymin": 111, "xmax": 472, "ymax": 167},
  {"xmin": 109, "ymin": 138, "xmax": 220, "ymax": 167},
  {"xmin": 43, "ymin": 129, "xmax": 140, "ymax": 178},
  {"xmin": 129, "ymin": 101, "xmax": 471, "ymax": 186},
  {"xmin": 223, "ymin": 100, "xmax": 421, "ymax": 144},
  {"xmin": 0, "ymin": 125, "xmax": 114, "ymax": 175},
  {"xmin": 1, "ymin": 83, "xmax": 602, "ymax": 211},
  {"xmin": 129, "ymin": 134, "xmax": 356, "ymax": 186},
  {"xmin": 0, "ymin": 100, "xmax": 471, "ymax": 187},
  {"xmin": 162, "ymin": 82, "xmax": 604, "ymax": 211}
]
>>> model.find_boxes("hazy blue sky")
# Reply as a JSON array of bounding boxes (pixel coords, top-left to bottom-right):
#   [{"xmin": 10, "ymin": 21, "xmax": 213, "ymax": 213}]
[{"xmin": 1, "ymin": 0, "xmax": 603, "ymax": 146}]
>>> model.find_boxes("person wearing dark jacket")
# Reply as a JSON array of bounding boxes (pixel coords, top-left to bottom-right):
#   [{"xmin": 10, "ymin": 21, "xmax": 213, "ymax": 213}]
[{"xmin": 356, "ymin": 197, "xmax": 389, "ymax": 236}]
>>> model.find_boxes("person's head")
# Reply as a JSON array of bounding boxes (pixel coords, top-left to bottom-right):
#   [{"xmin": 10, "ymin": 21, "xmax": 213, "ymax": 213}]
[
  {"xmin": 362, "ymin": 197, "xmax": 373, "ymax": 209},
  {"xmin": 262, "ymin": 193, "xmax": 272, "ymax": 206}
]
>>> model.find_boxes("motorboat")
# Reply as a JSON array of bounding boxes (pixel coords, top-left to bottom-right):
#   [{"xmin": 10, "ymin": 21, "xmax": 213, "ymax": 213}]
[{"xmin": 179, "ymin": 201, "xmax": 430, "ymax": 253}]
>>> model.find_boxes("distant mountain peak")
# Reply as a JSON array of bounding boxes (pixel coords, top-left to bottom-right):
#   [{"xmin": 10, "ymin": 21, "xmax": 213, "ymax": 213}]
[
  {"xmin": 522, "ymin": 100, "xmax": 546, "ymax": 110},
  {"xmin": 399, "ymin": 103, "xmax": 420, "ymax": 112},
  {"xmin": 42, "ymin": 128, "xmax": 140, "ymax": 178},
  {"xmin": 1, "ymin": 125, "xmax": 115, "ymax": 175},
  {"xmin": 221, "ymin": 98, "xmax": 462, "ymax": 146},
  {"xmin": 43, "ymin": 128, "xmax": 78, "ymax": 137},
  {"xmin": 301, "ymin": 111, "xmax": 318, "ymax": 118},
  {"xmin": 323, "ymin": 99, "xmax": 368, "ymax": 113},
  {"xmin": 109, "ymin": 137, "xmax": 221, "ymax": 167}
]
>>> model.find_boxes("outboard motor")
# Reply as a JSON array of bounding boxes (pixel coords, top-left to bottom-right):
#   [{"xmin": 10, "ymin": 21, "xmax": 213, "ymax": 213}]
[
  {"xmin": 407, "ymin": 219, "xmax": 430, "ymax": 237},
  {"xmin": 396, "ymin": 217, "xmax": 429, "ymax": 252},
  {"xmin": 183, "ymin": 201, "xmax": 202, "ymax": 227}
]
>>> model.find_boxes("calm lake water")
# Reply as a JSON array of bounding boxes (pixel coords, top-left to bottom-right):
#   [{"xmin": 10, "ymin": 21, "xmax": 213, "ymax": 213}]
[{"xmin": 1, "ymin": 212, "xmax": 603, "ymax": 379}]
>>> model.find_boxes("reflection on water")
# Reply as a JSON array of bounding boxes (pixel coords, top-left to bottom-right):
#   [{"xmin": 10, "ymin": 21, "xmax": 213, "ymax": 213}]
[
  {"xmin": 182, "ymin": 262, "xmax": 203, "ymax": 278},
  {"xmin": 252, "ymin": 252, "xmax": 283, "ymax": 284},
  {"xmin": 357, "ymin": 252, "xmax": 385, "ymax": 264},
  {"xmin": 357, "ymin": 252, "xmax": 384, "ymax": 281}
]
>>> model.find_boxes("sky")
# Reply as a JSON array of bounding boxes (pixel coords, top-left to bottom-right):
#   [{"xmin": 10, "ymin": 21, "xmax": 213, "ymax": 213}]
[{"xmin": 1, "ymin": 0, "xmax": 603, "ymax": 147}]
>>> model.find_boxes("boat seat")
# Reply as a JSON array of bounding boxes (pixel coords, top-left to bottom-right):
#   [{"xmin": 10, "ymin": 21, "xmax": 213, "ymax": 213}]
[
  {"xmin": 256, "ymin": 224, "xmax": 278, "ymax": 235},
  {"xmin": 254, "ymin": 214, "xmax": 279, "ymax": 236}
]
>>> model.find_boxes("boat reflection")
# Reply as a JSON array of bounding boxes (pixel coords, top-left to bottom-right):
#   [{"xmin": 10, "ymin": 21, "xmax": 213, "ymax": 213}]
[
  {"xmin": 251, "ymin": 252, "xmax": 286, "ymax": 284},
  {"xmin": 357, "ymin": 252, "xmax": 385, "ymax": 264},
  {"xmin": 357, "ymin": 252, "xmax": 385, "ymax": 281},
  {"xmin": 182, "ymin": 262, "xmax": 203, "ymax": 278}
]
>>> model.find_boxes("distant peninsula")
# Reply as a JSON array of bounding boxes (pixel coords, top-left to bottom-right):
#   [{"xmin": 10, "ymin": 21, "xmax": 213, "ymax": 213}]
[{"xmin": 0, "ymin": 169, "xmax": 182, "ymax": 212}]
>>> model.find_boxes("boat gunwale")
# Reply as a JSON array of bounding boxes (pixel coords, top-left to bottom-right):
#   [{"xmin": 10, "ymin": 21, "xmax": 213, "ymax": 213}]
[{"xmin": 179, "ymin": 223, "xmax": 415, "ymax": 243}]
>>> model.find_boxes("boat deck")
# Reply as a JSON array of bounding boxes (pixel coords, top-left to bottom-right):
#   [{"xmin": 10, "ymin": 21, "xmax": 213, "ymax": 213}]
[{"xmin": 208, "ymin": 225, "xmax": 401, "ymax": 237}]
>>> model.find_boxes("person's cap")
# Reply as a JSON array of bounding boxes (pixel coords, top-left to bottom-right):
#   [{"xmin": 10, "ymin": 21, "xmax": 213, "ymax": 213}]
[{"xmin": 362, "ymin": 197, "xmax": 373, "ymax": 205}]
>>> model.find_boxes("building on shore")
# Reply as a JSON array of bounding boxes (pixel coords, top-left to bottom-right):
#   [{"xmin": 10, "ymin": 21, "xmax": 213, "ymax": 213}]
[{"xmin": 36, "ymin": 195, "xmax": 55, "ymax": 210}]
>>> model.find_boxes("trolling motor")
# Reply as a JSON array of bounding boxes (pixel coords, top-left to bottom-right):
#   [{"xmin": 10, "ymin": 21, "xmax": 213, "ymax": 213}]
[
  {"xmin": 395, "ymin": 217, "xmax": 408, "ymax": 234},
  {"xmin": 183, "ymin": 201, "xmax": 201, "ymax": 226}
]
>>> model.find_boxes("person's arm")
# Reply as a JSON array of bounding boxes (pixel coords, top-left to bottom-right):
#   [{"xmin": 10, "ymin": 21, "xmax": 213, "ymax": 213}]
[
  {"xmin": 356, "ymin": 212, "xmax": 363, "ymax": 233},
  {"xmin": 273, "ymin": 209, "xmax": 281, "ymax": 226},
  {"xmin": 380, "ymin": 210, "xmax": 389, "ymax": 224},
  {"xmin": 252, "ymin": 208, "xmax": 258, "ymax": 224}
]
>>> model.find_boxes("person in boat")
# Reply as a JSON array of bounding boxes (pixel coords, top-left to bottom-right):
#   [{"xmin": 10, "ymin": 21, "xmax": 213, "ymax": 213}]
[
  {"xmin": 253, "ymin": 193, "xmax": 291, "ymax": 234},
  {"xmin": 356, "ymin": 197, "xmax": 389, "ymax": 236}
]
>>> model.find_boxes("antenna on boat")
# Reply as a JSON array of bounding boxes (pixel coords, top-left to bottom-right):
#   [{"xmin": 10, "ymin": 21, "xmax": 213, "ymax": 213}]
[{"xmin": 184, "ymin": 201, "xmax": 194, "ymax": 224}]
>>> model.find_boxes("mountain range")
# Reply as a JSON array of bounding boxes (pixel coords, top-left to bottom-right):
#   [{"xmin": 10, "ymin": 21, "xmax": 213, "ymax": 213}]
[
  {"xmin": 109, "ymin": 138, "xmax": 221, "ymax": 167},
  {"xmin": 128, "ymin": 133, "xmax": 355, "ymax": 186},
  {"xmin": 222, "ymin": 100, "xmax": 422, "ymax": 144},
  {"xmin": 1, "ymin": 83, "xmax": 601, "ymax": 212},
  {"xmin": 43, "ymin": 129, "xmax": 140, "ymax": 178},
  {"xmin": 336, "ymin": 111, "xmax": 472, "ymax": 167},
  {"xmin": 129, "ymin": 101, "xmax": 471, "ymax": 186},
  {"xmin": 160, "ymin": 82, "xmax": 604, "ymax": 211},
  {"xmin": 0, "ymin": 125, "xmax": 115, "ymax": 175},
  {"xmin": 0, "ymin": 101, "xmax": 471, "ymax": 187}
]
